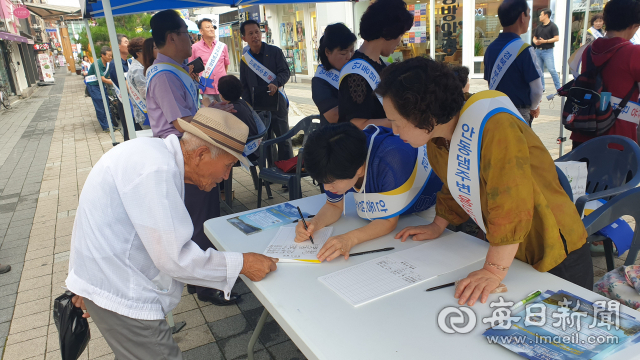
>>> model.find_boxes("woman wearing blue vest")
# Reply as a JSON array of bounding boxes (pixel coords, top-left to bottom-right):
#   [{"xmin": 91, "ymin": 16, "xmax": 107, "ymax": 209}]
[
  {"xmin": 312, "ymin": 23, "xmax": 356, "ymax": 126},
  {"xmin": 374, "ymin": 57, "xmax": 591, "ymax": 307},
  {"xmin": 294, "ymin": 122, "xmax": 443, "ymax": 262}
]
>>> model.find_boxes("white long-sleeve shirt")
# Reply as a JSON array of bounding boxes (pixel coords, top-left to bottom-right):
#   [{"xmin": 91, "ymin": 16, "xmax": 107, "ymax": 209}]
[{"xmin": 66, "ymin": 135, "xmax": 243, "ymax": 320}]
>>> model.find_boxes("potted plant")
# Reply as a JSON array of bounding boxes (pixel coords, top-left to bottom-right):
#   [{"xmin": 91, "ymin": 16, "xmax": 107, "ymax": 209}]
[{"xmin": 75, "ymin": 58, "xmax": 82, "ymax": 75}]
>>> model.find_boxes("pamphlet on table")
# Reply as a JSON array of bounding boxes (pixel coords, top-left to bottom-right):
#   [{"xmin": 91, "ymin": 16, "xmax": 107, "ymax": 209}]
[
  {"xmin": 227, "ymin": 203, "xmax": 310, "ymax": 235},
  {"xmin": 483, "ymin": 289, "xmax": 640, "ymax": 359}
]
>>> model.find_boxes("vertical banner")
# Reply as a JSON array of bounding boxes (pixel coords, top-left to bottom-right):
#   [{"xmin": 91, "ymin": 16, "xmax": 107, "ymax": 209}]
[{"xmin": 38, "ymin": 54, "xmax": 55, "ymax": 82}]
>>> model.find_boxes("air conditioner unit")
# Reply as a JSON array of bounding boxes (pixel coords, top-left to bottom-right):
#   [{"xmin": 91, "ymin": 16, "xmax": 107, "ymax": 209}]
[{"xmin": 32, "ymin": 24, "xmax": 41, "ymax": 29}]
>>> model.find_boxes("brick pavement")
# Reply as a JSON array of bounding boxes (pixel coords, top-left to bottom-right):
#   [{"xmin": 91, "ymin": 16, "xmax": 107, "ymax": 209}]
[{"xmin": 0, "ymin": 72, "xmax": 636, "ymax": 360}]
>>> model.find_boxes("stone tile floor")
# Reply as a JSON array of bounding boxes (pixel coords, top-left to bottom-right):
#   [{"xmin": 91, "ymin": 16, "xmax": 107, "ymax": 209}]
[{"xmin": 0, "ymin": 72, "xmax": 636, "ymax": 360}]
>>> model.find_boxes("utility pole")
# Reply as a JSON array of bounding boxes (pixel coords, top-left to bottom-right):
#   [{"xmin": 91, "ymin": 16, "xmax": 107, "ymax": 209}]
[{"xmin": 58, "ymin": 17, "xmax": 75, "ymax": 73}]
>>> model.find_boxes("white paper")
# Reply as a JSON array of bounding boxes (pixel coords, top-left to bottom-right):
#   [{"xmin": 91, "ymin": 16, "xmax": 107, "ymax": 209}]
[
  {"xmin": 319, "ymin": 235, "xmax": 487, "ymax": 306},
  {"xmin": 263, "ymin": 226, "xmax": 333, "ymax": 263},
  {"xmin": 556, "ymin": 161, "xmax": 588, "ymax": 204}
]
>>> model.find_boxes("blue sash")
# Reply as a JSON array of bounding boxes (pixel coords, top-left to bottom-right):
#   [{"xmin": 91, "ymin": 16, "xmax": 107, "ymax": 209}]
[{"xmin": 146, "ymin": 62, "xmax": 199, "ymax": 111}]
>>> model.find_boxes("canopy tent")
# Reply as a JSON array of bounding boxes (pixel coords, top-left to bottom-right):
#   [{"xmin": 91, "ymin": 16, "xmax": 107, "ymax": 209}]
[
  {"xmin": 81, "ymin": 0, "xmax": 338, "ymax": 19},
  {"xmin": 24, "ymin": 3, "xmax": 81, "ymax": 19},
  {"xmin": 185, "ymin": 19, "xmax": 199, "ymax": 33}
]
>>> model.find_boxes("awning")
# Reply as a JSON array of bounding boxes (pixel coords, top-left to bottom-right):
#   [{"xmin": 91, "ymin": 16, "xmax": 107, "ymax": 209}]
[
  {"xmin": 24, "ymin": 3, "xmax": 81, "ymax": 19},
  {"xmin": 0, "ymin": 32, "xmax": 28, "ymax": 43}
]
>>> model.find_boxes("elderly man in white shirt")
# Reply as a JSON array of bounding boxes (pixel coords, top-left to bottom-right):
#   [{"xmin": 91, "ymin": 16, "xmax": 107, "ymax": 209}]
[{"xmin": 66, "ymin": 108, "xmax": 277, "ymax": 359}]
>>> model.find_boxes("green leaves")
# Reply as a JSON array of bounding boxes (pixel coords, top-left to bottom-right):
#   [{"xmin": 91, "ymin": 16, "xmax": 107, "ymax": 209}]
[{"xmin": 77, "ymin": 14, "xmax": 152, "ymax": 55}]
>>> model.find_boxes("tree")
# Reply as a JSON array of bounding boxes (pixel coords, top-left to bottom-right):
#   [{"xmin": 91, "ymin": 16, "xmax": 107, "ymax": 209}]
[{"xmin": 78, "ymin": 13, "xmax": 153, "ymax": 55}]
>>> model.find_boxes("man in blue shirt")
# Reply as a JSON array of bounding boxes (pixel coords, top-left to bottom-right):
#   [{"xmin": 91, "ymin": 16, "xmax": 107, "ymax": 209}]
[
  {"xmin": 110, "ymin": 34, "xmax": 137, "ymax": 140},
  {"xmin": 483, "ymin": 0, "xmax": 543, "ymax": 125}
]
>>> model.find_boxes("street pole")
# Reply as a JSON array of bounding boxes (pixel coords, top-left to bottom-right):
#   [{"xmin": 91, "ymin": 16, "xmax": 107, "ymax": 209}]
[
  {"xmin": 558, "ymin": 0, "xmax": 574, "ymax": 157},
  {"xmin": 102, "ymin": 0, "xmax": 137, "ymax": 140},
  {"xmin": 59, "ymin": 21, "xmax": 75, "ymax": 73},
  {"xmin": 430, "ymin": 0, "xmax": 435, "ymax": 59},
  {"xmin": 580, "ymin": 0, "xmax": 591, "ymax": 46},
  {"xmin": 84, "ymin": 19, "xmax": 118, "ymax": 146}
]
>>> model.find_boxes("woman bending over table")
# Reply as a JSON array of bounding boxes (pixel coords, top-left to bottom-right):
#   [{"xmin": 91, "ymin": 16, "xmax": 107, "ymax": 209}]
[
  {"xmin": 374, "ymin": 57, "xmax": 591, "ymax": 306},
  {"xmin": 294, "ymin": 122, "xmax": 443, "ymax": 262}
]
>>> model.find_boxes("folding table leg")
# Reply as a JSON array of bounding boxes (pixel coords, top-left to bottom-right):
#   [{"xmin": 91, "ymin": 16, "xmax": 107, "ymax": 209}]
[
  {"xmin": 166, "ymin": 311, "xmax": 186, "ymax": 334},
  {"xmin": 247, "ymin": 309, "xmax": 269, "ymax": 360}
]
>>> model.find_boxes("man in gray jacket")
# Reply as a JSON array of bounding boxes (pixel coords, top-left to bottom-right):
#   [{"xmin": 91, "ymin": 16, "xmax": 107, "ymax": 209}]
[{"xmin": 240, "ymin": 20, "xmax": 292, "ymax": 162}]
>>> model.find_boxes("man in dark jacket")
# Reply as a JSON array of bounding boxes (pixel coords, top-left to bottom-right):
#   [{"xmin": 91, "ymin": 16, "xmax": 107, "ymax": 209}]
[{"xmin": 240, "ymin": 20, "xmax": 292, "ymax": 162}]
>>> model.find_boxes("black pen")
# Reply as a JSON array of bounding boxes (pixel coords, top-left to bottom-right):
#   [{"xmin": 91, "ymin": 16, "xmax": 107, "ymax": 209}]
[
  {"xmin": 425, "ymin": 282, "xmax": 456, "ymax": 292},
  {"xmin": 349, "ymin": 247, "xmax": 394, "ymax": 257},
  {"xmin": 296, "ymin": 206, "xmax": 314, "ymax": 244}
]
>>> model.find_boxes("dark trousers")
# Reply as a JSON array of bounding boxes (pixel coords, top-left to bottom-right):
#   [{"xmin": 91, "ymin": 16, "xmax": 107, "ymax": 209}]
[
  {"xmin": 116, "ymin": 100, "xmax": 142, "ymax": 141},
  {"xmin": 87, "ymin": 85, "xmax": 109, "ymax": 131},
  {"xmin": 269, "ymin": 93, "xmax": 293, "ymax": 161},
  {"xmin": 572, "ymin": 141, "xmax": 583, "ymax": 150},
  {"xmin": 548, "ymin": 241, "xmax": 594, "ymax": 290},
  {"xmin": 184, "ymin": 183, "xmax": 221, "ymax": 296}
]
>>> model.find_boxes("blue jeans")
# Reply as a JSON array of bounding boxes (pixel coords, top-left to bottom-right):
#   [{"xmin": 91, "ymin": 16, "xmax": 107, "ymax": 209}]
[
  {"xmin": 535, "ymin": 48, "xmax": 562, "ymax": 92},
  {"xmin": 87, "ymin": 84, "xmax": 109, "ymax": 130}
]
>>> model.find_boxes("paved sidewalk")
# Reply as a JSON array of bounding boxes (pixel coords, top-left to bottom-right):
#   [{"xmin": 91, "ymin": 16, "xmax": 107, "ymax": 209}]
[{"xmin": 0, "ymin": 72, "xmax": 636, "ymax": 360}]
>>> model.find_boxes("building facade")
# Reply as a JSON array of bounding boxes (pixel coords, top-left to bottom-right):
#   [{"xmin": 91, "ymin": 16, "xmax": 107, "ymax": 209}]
[{"xmin": 196, "ymin": 0, "xmax": 608, "ymax": 82}]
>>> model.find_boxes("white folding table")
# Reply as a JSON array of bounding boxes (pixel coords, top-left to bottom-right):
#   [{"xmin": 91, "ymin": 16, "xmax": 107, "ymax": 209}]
[{"xmin": 203, "ymin": 194, "xmax": 640, "ymax": 360}]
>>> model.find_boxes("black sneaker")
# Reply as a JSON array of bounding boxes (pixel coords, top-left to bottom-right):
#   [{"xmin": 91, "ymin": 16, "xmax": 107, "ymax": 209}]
[{"xmin": 0, "ymin": 264, "xmax": 11, "ymax": 274}]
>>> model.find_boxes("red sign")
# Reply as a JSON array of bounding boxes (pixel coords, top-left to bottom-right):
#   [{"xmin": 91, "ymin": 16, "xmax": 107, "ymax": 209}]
[
  {"xmin": 33, "ymin": 43, "xmax": 50, "ymax": 50},
  {"xmin": 13, "ymin": 6, "xmax": 30, "ymax": 19}
]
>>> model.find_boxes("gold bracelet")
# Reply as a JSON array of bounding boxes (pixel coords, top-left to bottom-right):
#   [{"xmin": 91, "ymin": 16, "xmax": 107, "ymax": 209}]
[{"xmin": 485, "ymin": 261, "xmax": 509, "ymax": 272}]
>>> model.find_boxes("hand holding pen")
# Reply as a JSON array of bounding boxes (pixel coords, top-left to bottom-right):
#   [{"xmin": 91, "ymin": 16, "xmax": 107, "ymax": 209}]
[{"xmin": 294, "ymin": 207, "xmax": 315, "ymax": 244}]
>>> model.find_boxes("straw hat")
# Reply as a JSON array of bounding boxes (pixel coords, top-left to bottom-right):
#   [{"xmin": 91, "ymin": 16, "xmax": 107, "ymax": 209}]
[{"xmin": 176, "ymin": 107, "xmax": 252, "ymax": 168}]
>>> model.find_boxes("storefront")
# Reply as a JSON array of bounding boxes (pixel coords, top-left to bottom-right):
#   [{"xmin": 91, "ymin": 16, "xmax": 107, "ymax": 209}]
[
  {"xmin": 219, "ymin": 5, "xmax": 266, "ymax": 74},
  {"xmin": 265, "ymin": 4, "xmax": 318, "ymax": 78}
]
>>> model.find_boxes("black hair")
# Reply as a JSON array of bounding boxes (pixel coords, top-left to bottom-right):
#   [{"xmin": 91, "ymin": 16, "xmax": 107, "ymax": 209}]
[
  {"xmin": 218, "ymin": 75, "xmax": 243, "ymax": 102},
  {"xmin": 590, "ymin": 13, "xmax": 604, "ymax": 26},
  {"xmin": 375, "ymin": 57, "xmax": 465, "ymax": 132},
  {"xmin": 150, "ymin": 10, "xmax": 184, "ymax": 48},
  {"xmin": 240, "ymin": 20, "xmax": 260, "ymax": 36},
  {"xmin": 198, "ymin": 18, "xmax": 212, "ymax": 29},
  {"xmin": 603, "ymin": 0, "xmax": 640, "ymax": 31},
  {"xmin": 303, "ymin": 122, "xmax": 368, "ymax": 184},
  {"xmin": 83, "ymin": 55, "xmax": 88, "ymax": 60},
  {"xmin": 100, "ymin": 46, "xmax": 111, "ymax": 56},
  {"xmin": 318, "ymin": 23, "xmax": 357, "ymax": 70},
  {"xmin": 117, "ymin": 33, "xmax": 127, "ymax": 45},
  {"xmin": 359, "ymin": 0, "xmax": 414, "ymax": 41},
  {"xmin": 540, "ymin": 8, "xmax": 552, "ymax": 18},
  {"xmin": 451, "ymin": 65, "xmax": 469, "ymax": 89},
  {"xmin": 498, "ymin": 0, "xmax": 529, "ymax": 27}
]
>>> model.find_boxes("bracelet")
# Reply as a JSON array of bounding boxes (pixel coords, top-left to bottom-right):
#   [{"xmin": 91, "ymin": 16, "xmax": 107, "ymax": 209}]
[{"xmin": 485, "ymin": 261, "xmax": 509, "ymax": 272}]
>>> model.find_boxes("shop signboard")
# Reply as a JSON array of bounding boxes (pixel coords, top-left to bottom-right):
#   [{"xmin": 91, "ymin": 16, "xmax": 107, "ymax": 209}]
[{"xmin": 38, "ymin": 54, "xmax": 55, "ymax": 82}]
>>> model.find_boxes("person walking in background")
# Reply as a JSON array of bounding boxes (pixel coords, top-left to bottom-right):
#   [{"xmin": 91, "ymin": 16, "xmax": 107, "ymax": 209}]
[
  {"xmin": 584, "ymin": 14, "xmax": 605, "ymax": 45},
  {"xmin": 142, "ymin": 38, "xmax": 158, "ymax": 75},
  {"xmin": 81, "ymin": 56, "xmax": 91, "ymax": 76},
  {"xmin": 570, "ymin": 0, "xmax": 640, "ymax": 148},
  {"xmin": 312, "ymin": 23, "xmax": 356, "ymax": 126},
  {"xmin": 127, "ymin": 37, "xmax": 149, "ymax": 127},
  {"xmin": 190, "ymin": 18, "xmax": 230, "ymax": 106},
  {"xmin": 484, "ymin": 0, "xmax": 543, "ymax": 125},
  {"xmin": 533, "ymin": 8, "xmax": 561, "ymax": 93},
  {"xmin": 110, "ymin": 34, "xmax": 138, "ymax": 140},
  {"xmin": 240, "ymin": 19, "xmax": 292, "ymax": 163},
  {"xmin": 337, "ymin": 0, "xmax": 413, "ymax": 128},
  {"xmin": 85, "ymin": 46, "xmax": 113, "ymax": 132}
]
